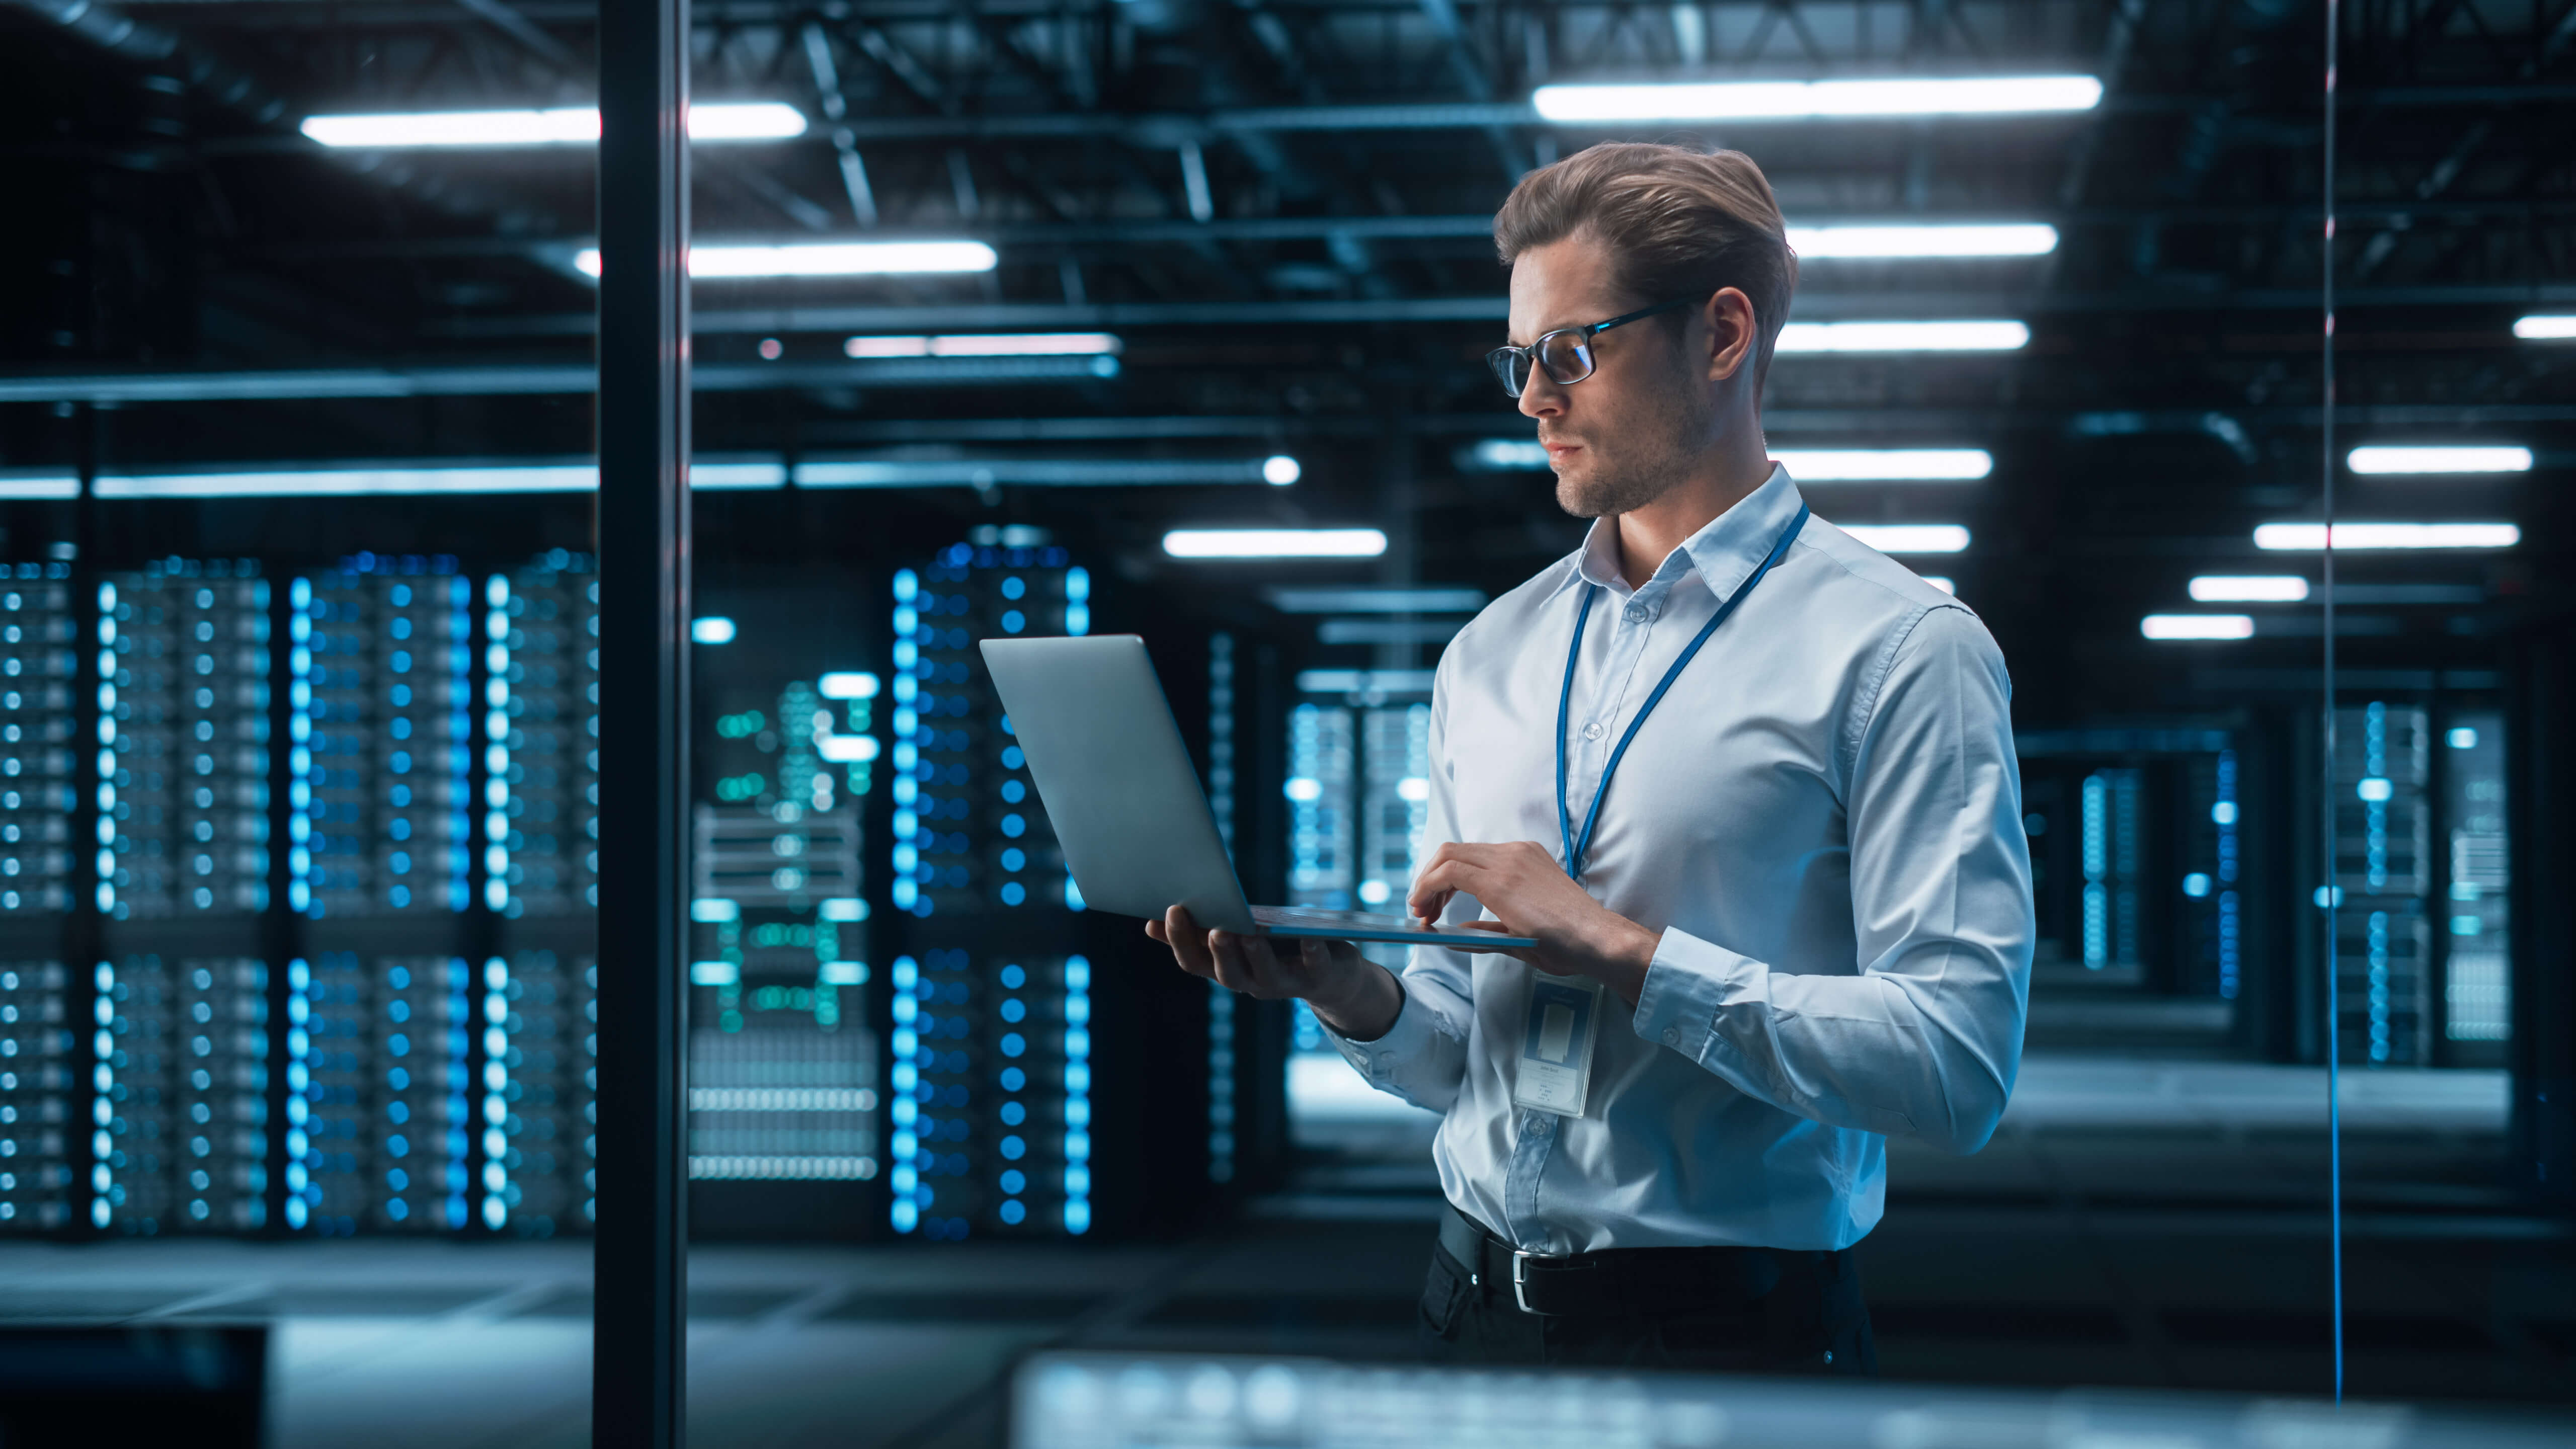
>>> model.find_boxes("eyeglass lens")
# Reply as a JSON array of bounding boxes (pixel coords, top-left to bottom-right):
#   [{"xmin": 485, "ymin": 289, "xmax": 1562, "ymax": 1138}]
[{"xmin": 1490, "ymin": 331, "xmax": 1598, "ymax": 398}]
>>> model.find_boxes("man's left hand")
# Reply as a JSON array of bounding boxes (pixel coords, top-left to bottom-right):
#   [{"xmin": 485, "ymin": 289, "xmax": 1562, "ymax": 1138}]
[{"xmin": 1406, "ymin": 841, "xmax": 1662, "ymax": 1005}]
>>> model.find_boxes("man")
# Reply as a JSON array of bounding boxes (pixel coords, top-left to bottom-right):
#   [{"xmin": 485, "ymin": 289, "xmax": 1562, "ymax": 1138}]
[{"xmin": 1149, "ymin": 142, "xmax": 2033, "ymax": 1374}]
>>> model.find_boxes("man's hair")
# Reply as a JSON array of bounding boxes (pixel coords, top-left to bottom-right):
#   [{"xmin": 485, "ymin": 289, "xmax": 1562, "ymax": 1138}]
[{"xmin": 1493, "ymin": 142, "xmax": 1798, "ymax": 376}]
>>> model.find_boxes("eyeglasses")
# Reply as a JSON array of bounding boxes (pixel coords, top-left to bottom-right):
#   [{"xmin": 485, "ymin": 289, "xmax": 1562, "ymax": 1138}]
[{"xmin": 1486, "ymin": 299, "xmax": 1693, "ymax": 398}]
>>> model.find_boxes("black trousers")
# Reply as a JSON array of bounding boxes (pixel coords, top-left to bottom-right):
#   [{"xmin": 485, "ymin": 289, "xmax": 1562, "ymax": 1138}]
[{"xmin": 1416, "ymin": 1235, "xmax": 1878, "ymax": 1375}]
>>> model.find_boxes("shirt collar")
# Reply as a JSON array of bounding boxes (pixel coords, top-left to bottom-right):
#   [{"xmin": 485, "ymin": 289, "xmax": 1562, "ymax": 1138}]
[{"xmin": 1554, "ymin": 462, "xmax": 1805, "ymax": 605}]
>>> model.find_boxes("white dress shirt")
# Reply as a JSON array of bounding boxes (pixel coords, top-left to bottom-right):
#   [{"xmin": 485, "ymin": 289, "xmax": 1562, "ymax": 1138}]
[{"xmin": 1326, "ymin": 464, "xmax": 2033, "ymax": 1255}]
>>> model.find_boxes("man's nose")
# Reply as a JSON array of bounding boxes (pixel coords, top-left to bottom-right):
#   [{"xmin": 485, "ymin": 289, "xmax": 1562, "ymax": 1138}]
[{"xmin": 1517, "ymin": 372, "xmax": 1566, "ymax": 421}]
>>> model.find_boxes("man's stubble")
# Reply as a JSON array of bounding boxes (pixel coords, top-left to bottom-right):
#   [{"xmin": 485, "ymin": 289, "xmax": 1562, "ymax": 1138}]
[{"xmin": 1551, "ymin": 345, "xmax": 1716, "ymax": 521}]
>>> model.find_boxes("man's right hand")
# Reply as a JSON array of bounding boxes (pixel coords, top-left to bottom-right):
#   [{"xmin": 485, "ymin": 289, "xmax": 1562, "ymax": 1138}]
[{"xmin": 1146, "ymin": 905, "xmax": 1406, "ymax": 1042}]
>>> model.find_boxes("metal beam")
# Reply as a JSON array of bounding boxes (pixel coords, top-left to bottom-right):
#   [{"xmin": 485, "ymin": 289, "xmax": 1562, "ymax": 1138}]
[{"xmin": 592, "ymin": 0, "xmax": 689, "ymax": 1442}]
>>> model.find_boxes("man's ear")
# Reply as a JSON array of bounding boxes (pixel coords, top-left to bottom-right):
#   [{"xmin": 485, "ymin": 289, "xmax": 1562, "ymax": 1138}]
[{"xmin": 1703, "ymin": 288, "xmax": 1758, "ymax": 383}]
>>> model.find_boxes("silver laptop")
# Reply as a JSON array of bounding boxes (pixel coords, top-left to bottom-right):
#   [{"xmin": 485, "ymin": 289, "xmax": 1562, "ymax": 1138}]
[{"xmin": 980, "ymin": 634, "xmax": 1536, "ymax": 950}]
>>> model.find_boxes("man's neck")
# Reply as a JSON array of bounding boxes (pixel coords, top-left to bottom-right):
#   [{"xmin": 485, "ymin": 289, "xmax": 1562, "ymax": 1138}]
[{"xmin": 1612, "ymin": 439, "xmax": 1773, "ymax": 591}]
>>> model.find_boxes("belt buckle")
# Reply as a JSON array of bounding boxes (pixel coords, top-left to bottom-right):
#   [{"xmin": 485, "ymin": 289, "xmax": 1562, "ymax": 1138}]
[{"xmin": 1510, "ymin": 1250, "xmax": 1547, "ymax": 1316}]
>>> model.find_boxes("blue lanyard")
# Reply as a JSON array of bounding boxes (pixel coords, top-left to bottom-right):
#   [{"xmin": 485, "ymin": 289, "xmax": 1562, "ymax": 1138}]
[{"xmin": 1555, "ymin": 504, "xmax": 1810, "ymax": 884}]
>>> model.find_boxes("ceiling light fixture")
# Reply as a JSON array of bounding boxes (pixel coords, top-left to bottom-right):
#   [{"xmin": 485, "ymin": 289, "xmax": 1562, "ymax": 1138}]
[
  {"xmin": 2346, "ymin": 445, "xmax": 2533, "ymax": 474},
  {"xmin": 2512, "ymin": 314, "xmax": 2576, "ymax": 340},
  {"xmin": 2141, "ymin": 615, "xmax": 2256, "ymax": 641},
  {"xmin": 844, "ymin": 333, "xmax": 1120, "ymax": 358},
  {"xmin": 1162, "ymin": 529, "xmax": 1389, "ymax": 559},
  {"xmin": 1531, "ymin": 75, "xmax": 2103, "ymax": 123},
  {"xmin": 1776, "ymin": 449, "xmax": 1993, "ymax": 481},
  {"xmin": 575, "ymin": 241, "xmax": 997, "ymax": 279},
  {"xmin": 300, "ymin": 102, "xmax": 806, "ymax": 148},
  {"xmin": 1785, "ymin": 224, "xmax": 2058, "ymax": 259},
  {"xmin": 2189, "ymin": 576, "xmax": 2311, "ymax": 603},
  {"xmin": 2252, "ymin": 522, "xmax": 2521, "ymax": 550},
  {"xmin": 796, "ymin": 458, "xmax": 1288, "ymax": 488},
  {"xmin": 1267, "ymin": 587, "xmax": 1489, "ymax": 614},
  {"xmin": 1842, "ymin": 524, "xmax": 1971, "ymax": 554},
  {"xmin": 85, "ymin": 459, "xmax": 786, "ymax": 498},
  {"xmin": 1775, "ymin": 320, "xmax": 2029, "ymax": 353},
  {"xmin": 0, "ymin": 472, "xmax": 79, "ymax": 500}
]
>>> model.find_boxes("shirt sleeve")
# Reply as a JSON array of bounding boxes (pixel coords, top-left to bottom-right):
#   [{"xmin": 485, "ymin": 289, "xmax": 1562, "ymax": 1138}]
[
  {"xmin": 1319, "ymin": 658, "xmax": 1475, "ymax": 1116},
  {"xmin": 1629, "ymin": 604, "xmax": 2034, "ymax": 1154}
]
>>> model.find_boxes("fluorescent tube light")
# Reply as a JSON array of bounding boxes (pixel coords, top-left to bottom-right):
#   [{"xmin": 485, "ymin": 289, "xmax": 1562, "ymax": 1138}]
[
  {"xmin": 0, "ymin": 472, "xmax": 80, "ymax": 500},
  {"xmin": 86, "ymin": 459, "xmax": 785, "ymax": 497},
  {"xmin": 844, "ymin": 333, "xmax": 1120, "ymax": 358},
  {"xmin": 1776, "ymin": 320, "xmax": 2028, "ymax": 353},
  {"xmin": 300, "ymin": 102, "xmax": 805, "ymax": 148},
  {"xmin": 1466, "ymin": 441, "xmax": 1994, "ymax": 478},
  {"xmin": 818, "ymin": 672, "xmax": 880, "ymax": 699},
  {"xmin": 97, "ymin": 464, "xmax": 597, "ymax": 498},
  {"xmin": 1267, "ymin": 587, "xmax": 1488, "ymax": 614},
  {"xmin": 2513, "ymin": 314, "xmax": 2576, "ymax": 340},
  {"xmin": 1296, "ymin": 669, "xmax": 1436, "ymax": 695},
  {"xmin": 2346, "ymin": 445, "xmax": 2532, "ymax": 474},
  {"xmin": 1776, "ymin": 449, "xmax": 1992, "ymax": 481},
  {"xmin": 691, "ymin": 617, "xmax": 738, "ymax": 645},
  {"xmin": 796, "ymin": 458, "xmax": 1285, "ymax": 488},
  {"xmin": 1163, "ymin": 529, "xmax": 1389, "ymax": 559},
  {"xmin": 574, "ymin": 241, "xmax": 998, "ymax": 279},
  {"xmin": 2141, "ymin": 614, "xmax": 2255, "ymax": 641},
  {"xmin": 1921, "ymin": 577, "xmax": 1956, "ymax": 595},
  {"xmin": 1532, "ymin": 75, "xmax": 2103, "ymax": 123},
  {"xmin": 1786, "ymin": 224, "xmax": 2058, "ymax": 259},
  {"xmin": 1263, "ymin": 455, "xmax": 1302, "ymax": 486},
  {"xmin": 689, "ymin": 961, "xmax": 740, "ymax": 986},
  {"xmin": 1843, "ymin": 524, "xmax": 1970, "ymax": 554},
  {"xmin": 2190, "ymin": 575, "xmax": 2310, "ymax": 603},
  {"xmin": 2252, "ymin": 522, "xmax": 2520, "ymax": 550}
]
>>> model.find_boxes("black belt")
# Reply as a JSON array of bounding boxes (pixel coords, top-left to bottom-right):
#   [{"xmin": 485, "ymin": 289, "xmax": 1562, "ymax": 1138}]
[{"xmin": 1438, "ymin": 1203, "xmax": 1793, "ymax": 1318}]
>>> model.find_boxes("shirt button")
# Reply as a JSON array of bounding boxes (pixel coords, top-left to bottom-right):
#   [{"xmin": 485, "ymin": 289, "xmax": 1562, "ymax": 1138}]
[
  {"xmin": 1582, "ymin": 721, "xmax": 1604, "ymax": 741},
  {"xmin": 1624, "ymin": 605, "xmax": 1647, "ymax": 623},
  {"xmin": 1662, "ymin": 1027, "xmax": 1680, "ymax": 1046}
]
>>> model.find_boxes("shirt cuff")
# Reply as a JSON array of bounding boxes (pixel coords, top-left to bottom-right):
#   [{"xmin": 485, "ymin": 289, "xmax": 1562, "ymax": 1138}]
[
  {"xmin": 1632, "ymin": 927, "xmax": 1759, "ymax": 1062},
  {"xmin": 1323, "ymin": 979, "xmax": 1435, "ymax": 1085}
]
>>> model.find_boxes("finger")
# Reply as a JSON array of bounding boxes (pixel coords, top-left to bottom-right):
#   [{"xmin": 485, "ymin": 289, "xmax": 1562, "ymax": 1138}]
[
  {"xmin": 1164, "ymin": 906, "xmax": 1218, "ymax": 976},
  {"xmin": 1205, "ymin": 930, "xmax": 1258, "ymax": 994},
  {"xmin": 1407, "ymin": 859, "xmax": 1484, "ymax": 919},
  {"xmin": 1144, "ymin": 919, "xmax": 1167, "ymax": 944}
]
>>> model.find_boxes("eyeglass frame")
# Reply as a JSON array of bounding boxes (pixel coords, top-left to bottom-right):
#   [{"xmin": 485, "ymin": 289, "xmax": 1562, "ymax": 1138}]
[{"xmin": 1486, "ymin": 298, "xmax": 1696, "ymax": 399}]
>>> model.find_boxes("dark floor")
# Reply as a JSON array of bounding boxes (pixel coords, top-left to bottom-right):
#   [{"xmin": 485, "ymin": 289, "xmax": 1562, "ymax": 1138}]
[{"xmin": 0, "ymin": 1057, "xmax": 2564, "ymax": 1448}]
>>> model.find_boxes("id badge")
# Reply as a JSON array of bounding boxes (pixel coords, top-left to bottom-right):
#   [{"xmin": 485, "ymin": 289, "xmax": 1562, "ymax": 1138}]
[{"xmin": 1511, "ymin": 973, "xmax": 1603, "ymax": 1117}]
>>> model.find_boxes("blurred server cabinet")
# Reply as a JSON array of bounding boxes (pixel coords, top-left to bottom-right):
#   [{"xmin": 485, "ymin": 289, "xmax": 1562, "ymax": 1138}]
[
  {"xmin": 881, "ymin": 536, "xmax": 1098, "ymax": 1240},
  {"xmin": 684, "ymin": 580, "xmax": 881, "ymax": 1240}
]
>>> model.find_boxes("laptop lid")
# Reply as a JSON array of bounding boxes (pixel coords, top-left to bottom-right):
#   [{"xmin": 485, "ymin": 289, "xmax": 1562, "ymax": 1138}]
[{"xmin": 980, "ymin": 635, "xmax": 1260, "ymax": 934}]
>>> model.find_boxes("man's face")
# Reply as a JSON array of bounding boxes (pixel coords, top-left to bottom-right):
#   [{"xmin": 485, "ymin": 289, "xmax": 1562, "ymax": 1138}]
[{"xmin": 1505, "ymin": 231, "xmax": 1711, "ymax": 519}]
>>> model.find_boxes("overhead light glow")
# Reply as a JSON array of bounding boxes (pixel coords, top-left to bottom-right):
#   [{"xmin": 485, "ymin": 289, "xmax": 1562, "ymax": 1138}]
[
  {"xmin": 300, "ymin": 102, "xmax": 806, "ymax": 148},
  {"xmin": 97, "ymin": 464, "xmax": 596, "ymax": 498},
  {"xmin": 1843, "ymin": 524, "xmax": 1970, "ymax": 554},
  {"xmin": 816, "ymin": 735, "xmax": 880, "ymax": 763},
  {"xmin": 2141, "ymin": 614, "xmax": 2256, "ymax": 641},
  {"xmin": 2190, "ymin": 575, "xmax": 2310, "ymax": 603},
  {"xmin": 1532, "ymin": 75, "xmax": 2103, "ymax": 123},
  {"xmin": 0, "ymin": 472, "xmax": 80, "ymax": 500},
  {"xmin": 1776, "ymin": 449, "xmax": 1992, "ymax": 481},
  {"xmin": 2347, "ymin": 445, "xmax": 2532, "ymax": 474},
  {"xmin": 2252, "ymin": 522, "xmax": 2521, "ymax": 551},
  {"xmin": 1162, "ymin": 529, "xmax": 1389, "ymax": 559},
  {"xmin": 574, "ymin": 241, "xmax": 998, "ymax": 279},
  {"xmin": 1262, "ymin": 455, "xmax": 1302, "ymax": 486},
  {"xmin": 818, "ymin": 672, "xmax": 880, "ymax": 699},
  {"xmin": 2513, "ymin": 314, "xmax": 2576, "ymax": 340},
  {"xmin": 85, "ymin": 459, "xmax": 785, "ymax": 497},
  {"xmin": 797, "ymin": 458, "xmax": 1285, "ymax": 488},
  {"xmin": 1776, "ymin": 320, "xmax": 2029, "ymax": 353},
  {"xmin": 691, "ymin": 617, "xmax": 738, "ymax": 645},
  {"xmin": 844, "ymin": 333, "xmax": 1120, "ymax": 358},
  {"xmin": 1268, "ymin": 586, "xmax": 1488, "ymax": 614},
  {"xmin": 1921, "ymin": 577, "xmax": 1956, "ymax": 595},
  {"xmin": 1786, "ymin": 224, "xmax": 2058, "ymax": 259}
]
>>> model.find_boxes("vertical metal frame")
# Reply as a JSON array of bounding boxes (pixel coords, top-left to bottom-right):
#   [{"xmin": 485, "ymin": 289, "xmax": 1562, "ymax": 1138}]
[{"xmin": 594, "ymin": 0, "xmax": 691, "ymax": 1438}]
